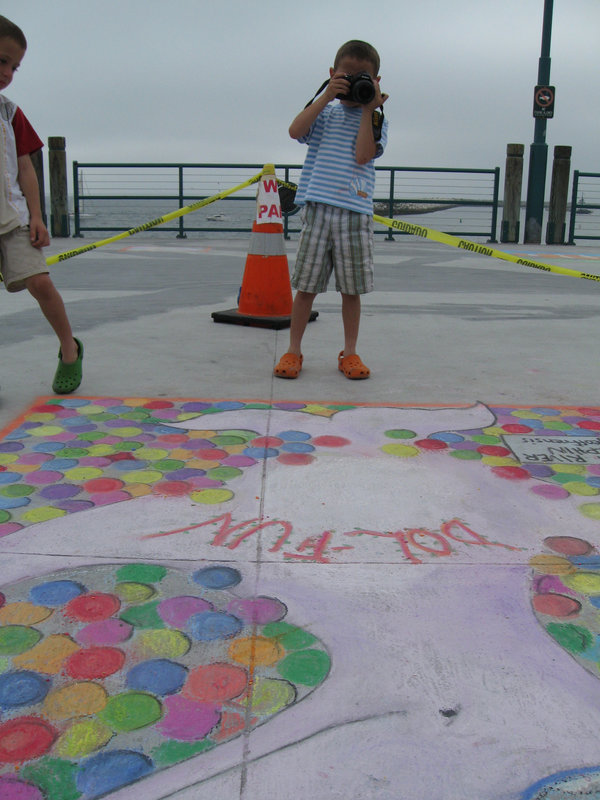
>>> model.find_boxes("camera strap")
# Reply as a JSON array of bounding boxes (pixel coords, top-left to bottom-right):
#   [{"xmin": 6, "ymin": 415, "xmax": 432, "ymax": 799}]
[{"xmin": 304, "ymin": 79, "xmax": 385, "ymax": 141}]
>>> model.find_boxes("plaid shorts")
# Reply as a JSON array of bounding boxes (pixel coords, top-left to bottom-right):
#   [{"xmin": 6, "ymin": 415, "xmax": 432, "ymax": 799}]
[{"xmin": 292, "ymin": 202, "xmax": 374, "ymax": 294}]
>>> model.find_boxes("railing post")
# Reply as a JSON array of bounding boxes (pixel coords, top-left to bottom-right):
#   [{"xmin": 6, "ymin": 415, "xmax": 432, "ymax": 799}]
[
  {"xmin": 30, "ymin": 149, "xmax": 47, "ymax": 227},
  {"xmin": 386, "ymin": 168, "xmax": 395, "ymax": 241},
  {"xmin": 545, "ymin": 145, "xmax": 571, "ymax": 244},
  {"xmin": 48, "ymin": 136, "xmax": 70, "ymax": 237},
  {"xmin": 567, "ymin": 169, "xmax": 579, "ymax": 245},
  {"xmin": 500, "ymin": 144, "xmax": 524, "ymax": 243},
  {"xmin": 489, "ymin": 166, "xmax": 500, "ymax": 242},
  {"xmin": 177, "ymin": 166, "xmax": 186, "ymax": 238},
  {"xmin": 72, "ymin": 161, "xmax": 82, "ymax": 237}
]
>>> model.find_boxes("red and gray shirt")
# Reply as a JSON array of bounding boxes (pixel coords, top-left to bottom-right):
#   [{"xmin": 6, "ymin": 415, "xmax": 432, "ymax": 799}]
[{"xmin": 0, "ymin": 94, "xmax": 44, "ymax": 231}]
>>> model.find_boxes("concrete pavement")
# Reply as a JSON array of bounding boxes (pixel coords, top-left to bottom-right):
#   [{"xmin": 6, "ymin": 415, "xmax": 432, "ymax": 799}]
[{"xmin": 1, "ymin": 232, "xmax": 600, "ymax": 799}]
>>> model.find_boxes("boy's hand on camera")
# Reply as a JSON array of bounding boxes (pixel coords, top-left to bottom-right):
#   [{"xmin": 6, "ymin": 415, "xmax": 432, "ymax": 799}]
[
  {"xmin": 366, "ymin": 82, "xmax": 388, "ymax": 111},
  {"xmin": 325, "ymin": 72, "xmax": 350, "ymax": 102}
]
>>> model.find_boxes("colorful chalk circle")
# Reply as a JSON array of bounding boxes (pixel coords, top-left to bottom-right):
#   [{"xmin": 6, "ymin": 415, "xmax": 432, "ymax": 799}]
[{"xmin": 0, "ymin": 562, "xmax": 330, "ymax": 796}]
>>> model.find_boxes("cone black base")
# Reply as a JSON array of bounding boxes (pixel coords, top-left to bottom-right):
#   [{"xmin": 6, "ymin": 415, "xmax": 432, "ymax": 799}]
[{"xmin": 211, "ymin": 309, "xmax": 318, "ymax": 330}]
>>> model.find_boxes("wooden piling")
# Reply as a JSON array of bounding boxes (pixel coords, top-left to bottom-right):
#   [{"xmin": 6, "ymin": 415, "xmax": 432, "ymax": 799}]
[
  {"xmin": 30, "ymin": 149, "xmax": 47, "ymax": 227},
  {"xmin": 500, "ymin": 144, "xmax": 524, "ymax": 243},
  {"xmin": 48, "ymin": 136, "xmax": 70, "ymax": 237},
  {"xmin": 545, "ymin": 145, "xmax": 571, "ymax": 244}
]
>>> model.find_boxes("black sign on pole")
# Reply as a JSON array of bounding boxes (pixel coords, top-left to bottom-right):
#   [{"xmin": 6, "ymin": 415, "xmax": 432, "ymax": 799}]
[{"xmin": 533, "ymin": 85, "xmax": 555, "ymax": 118}]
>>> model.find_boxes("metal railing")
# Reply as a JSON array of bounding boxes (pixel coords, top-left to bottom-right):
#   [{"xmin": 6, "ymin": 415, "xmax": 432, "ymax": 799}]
[
  {"xmin": 568, "ymin": 171, "xmax": 600, "ymax": 243},
  {"xmin": 72, "ymin": 162, "xmax": 501, "ymax": 241}
]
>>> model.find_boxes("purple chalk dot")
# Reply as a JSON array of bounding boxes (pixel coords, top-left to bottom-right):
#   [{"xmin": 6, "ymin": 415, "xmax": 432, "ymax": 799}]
[
  {"xmin": 530, "ymin": 484, "xmax": 569, "ymax": 500},
  {"xmin": 158, "ymin": 596, "xmax": 213, "ymax": 628},
  {"xmin": 227, "ymin": 596, "xmax": 287, "ymax": 625},
  {"xmin": 156, "ymin": 695, "xmax": 221, "ymax": 741},
  {"xmin": 76, "ymin": 618, "xmax": 134, "ymax": 646}
]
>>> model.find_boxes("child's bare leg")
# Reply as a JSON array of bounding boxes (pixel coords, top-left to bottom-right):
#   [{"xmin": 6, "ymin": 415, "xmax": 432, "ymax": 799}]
[
  {"xmin": 288, "ymin": 290, "xmax": 317, "ymax": 355},
  {"xmin": 341, "ymin": 292, "xmax": 361, "ymax": 356},
  {"xmin": 26, "ymin": 273, "xmax": 78, "ymax": 363}
]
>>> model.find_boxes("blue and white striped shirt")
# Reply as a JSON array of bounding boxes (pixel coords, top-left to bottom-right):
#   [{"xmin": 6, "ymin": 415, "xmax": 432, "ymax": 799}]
[{"xmin": 294, "ymin": 103, "xmax": 388, "ymax": 215}]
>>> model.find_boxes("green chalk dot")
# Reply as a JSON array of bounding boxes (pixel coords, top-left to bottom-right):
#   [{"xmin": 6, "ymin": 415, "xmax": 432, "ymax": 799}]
[
  {"xmin": 450, "ymin": 449, "xmax": 482, "ymax": 460},
  {"xmin": 384, "ymin": 429, "xmax": 416, "ymax": 439},
  {"xmin": 262, "ymin": 622, "xmax": 317, "ymax": 650},
  {"xmin": 0, "ymin": 624, "xmax": 42, "ymax": 655},
  {"xmin": 120, "ymin": 600, "xmax": 164, "ymax": 629},
  {"xmin": 21, "ymin": 757, "xmax": 81, "ymax": 800},
  {"xmin": 0, "ymin": 483, "xmax": 34, "ymax": 497},
  {"xmin": 116, "ymin": 563, "xmax": 168, "ymax": 583},
  {"xmin": 277, "ymin": 648, "xmax": 331, "ymax": 686},
  {"xmin": 99, "ymin": 691, "xmax": 162, "ymax": 732},
  {"xmin": 152, "ymin": 738, "xmax": 215, "ymax": 767},
  {"xmin": 546, "ymin": 622, "xmax": 593, "ymax": 654}
]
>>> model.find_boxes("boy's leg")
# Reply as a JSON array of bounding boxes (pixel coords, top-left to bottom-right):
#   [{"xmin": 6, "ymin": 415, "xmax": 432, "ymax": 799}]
[
  {"xmin": 289, "ymin": 290, "xmax": 317, "ymax": 355},
  {"xmin": 26, "ymin": 273, "xmax": 78, "ymax": 363},
  {"xmin": 340, "ymin": 292, "xmax": 361, "ymax": 356}
]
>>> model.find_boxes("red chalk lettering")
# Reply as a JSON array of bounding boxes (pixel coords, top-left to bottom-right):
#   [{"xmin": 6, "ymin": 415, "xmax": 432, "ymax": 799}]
[
  {"xmin": 403, "ymin": 528, "xmax": 452, "ymax": 557},
  {"xmin": 284, "ymin": 531, "xmax": 336, "ymax": 563},
  {"xmin": 440, "ymin": 518, "xmax": 521, "ymax": 551}
]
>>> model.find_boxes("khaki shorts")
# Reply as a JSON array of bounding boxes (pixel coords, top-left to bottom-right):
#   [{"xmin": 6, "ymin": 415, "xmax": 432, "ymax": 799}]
[
  {"xmin": 0, "ymin": 226, "xmax": 48, "ymax": 292},
  {"xmin": 292, "ymin": 202, "xmax": 374, "ymax": 295}
]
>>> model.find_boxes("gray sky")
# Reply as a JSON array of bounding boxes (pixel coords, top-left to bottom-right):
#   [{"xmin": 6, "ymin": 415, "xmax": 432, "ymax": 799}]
[{"xmin": 4, "ymin": 0, "xmax": 599, "ymax": 177}]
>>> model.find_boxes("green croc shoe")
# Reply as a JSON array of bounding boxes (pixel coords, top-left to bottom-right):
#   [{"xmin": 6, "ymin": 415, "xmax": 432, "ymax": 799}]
[{"xmin": 52, "ymin": 338, "xmax": 84, "ymax": 394}]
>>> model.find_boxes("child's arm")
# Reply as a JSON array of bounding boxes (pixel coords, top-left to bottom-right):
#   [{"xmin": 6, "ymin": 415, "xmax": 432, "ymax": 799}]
[
  {"xmin": 17, "ymin": 153, "xmax": 50, "ymax": 248},
  {"xmin": 355, "ymin": 83, "xmax": 389, "ymax": 165},
  {"xmin": 289, "ymin": 72, "xmax": 351, "ymax": 139}
]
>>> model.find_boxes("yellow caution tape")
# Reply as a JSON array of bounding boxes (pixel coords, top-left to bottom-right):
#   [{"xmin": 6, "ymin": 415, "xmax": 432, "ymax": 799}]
[
  {"xmin": 46, "ymin": 171, "xmax": 264, "ymax": 266},
  {"xmin": 373, "ymin": 214, "xmax": 600, "ymax": 283}
]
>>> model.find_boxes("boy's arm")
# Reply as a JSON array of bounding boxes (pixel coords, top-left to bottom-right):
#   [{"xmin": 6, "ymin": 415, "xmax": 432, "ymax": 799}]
[
  {"xmin": 289, "ymin": 73, "xmax": 351, "ymax": 139},
  {"xmin": 17, "ymin": 153, "xmax": 50, "ymax": 248},
  {"xmin": 355, "ymin": 83, "xmax": 389, "ymax": 165}
]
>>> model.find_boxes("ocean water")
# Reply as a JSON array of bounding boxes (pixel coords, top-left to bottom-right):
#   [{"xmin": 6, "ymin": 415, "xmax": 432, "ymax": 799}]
[{"xmin": 67, "ymin": 196, "xmax": 598, "ymax": 244}]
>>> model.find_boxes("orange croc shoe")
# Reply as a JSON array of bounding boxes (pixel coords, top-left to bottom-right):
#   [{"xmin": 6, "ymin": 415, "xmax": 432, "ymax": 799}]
[
  {"xmin": 338, "ymin": 350, "xmax": 370, "ymax": 380},
  {"xmin": 274, "ymin": 352, "xmax": 303, "ymax": 379}
]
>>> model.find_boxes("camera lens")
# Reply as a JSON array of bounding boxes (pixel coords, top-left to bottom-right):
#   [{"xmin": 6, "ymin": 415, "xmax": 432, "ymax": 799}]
[{"xmin": 351, "ymin": 78, "xmax": 375, "ymax": 104}]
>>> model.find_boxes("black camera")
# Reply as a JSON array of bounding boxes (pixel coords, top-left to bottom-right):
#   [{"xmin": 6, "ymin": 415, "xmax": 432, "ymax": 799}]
[{"xmin": 336, "ymin": 72, "xmax": 376, "ymax": 104}]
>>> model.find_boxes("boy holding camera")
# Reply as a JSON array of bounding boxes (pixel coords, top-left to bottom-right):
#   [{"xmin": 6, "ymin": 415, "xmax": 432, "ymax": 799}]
[{"xmin": 274, "ymin": 39, "xmax": 388, "ymax": 380}]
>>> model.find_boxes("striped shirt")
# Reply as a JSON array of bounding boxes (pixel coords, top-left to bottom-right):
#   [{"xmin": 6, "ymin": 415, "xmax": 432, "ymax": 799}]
[{"xmin": 294, "ymin": 103, "xmax": 388, "ymax": 215}]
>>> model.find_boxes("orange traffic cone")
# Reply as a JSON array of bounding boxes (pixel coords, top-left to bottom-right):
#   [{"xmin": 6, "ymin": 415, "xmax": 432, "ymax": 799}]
[{"xmin": 212, "ymin": 164, "xmax": 317, "ymax": 330}]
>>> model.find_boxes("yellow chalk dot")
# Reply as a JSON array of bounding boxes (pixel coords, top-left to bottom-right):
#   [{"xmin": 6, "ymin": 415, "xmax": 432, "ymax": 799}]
[
  {"xmin": 124, "ymin": 483, "xmax": 152, "ymax": 497},
  {"xmin": 240, "ymin": 676, "xmax": 295, "ymax": 714},
  {"xmin": 86, "ymin": 445, "xmax": 115, "ymax": 457},
  {"xmin": 579, "ymin": 503, "xmax": 600, "ymax": 521},
  {"xmin": 108, "ymin": 427, "xmax": 143, "ymax": 437},
  {"xmin": 121, "ymin": 470, "xmax": 162, "ymax": 484},
  {"xmin": 0, "ymin": 602, "xmax": 53, "ymax": 626},
  {"xmin": 28, "ymin": 425, "xmax": 64, "ymax": 437},
  {"xmin": 44, "ymin": 681, "xmax": 108, "ymax": 720},
  {"xmin": 28, "ymin": 413, "xmax": 56, "ymax": 423},
  {"xmin": 563, "ymin": 572, "xmax": 600, "ymax": 594},
  {"xmin": 190, "ymin": 489, "xmax": 234, "ymax": 505},
  {"xmin": 64, "ymin": 467, "xmax": 103, "ymax": 481},
  {"xmin": 55, "ymin": 718, "xmax": 113, "ymax": 758},
  {"xmin": 78, "ymin": 405, "xmax": 108, "ymax": 416},
  {"xmin": 562, "ymin": 482, "xmax": 599, "ymax": 497},
  {"xmin": 21, "ymin": 506, "xmax": 67, "ymax": 523},
  {"xmin": 0, "ymin": 454, "xmax": 18, "ymax": 465},
  {"xmin": 115, "ymin": 582, "xmax": 156, "ymax": 604},
  {"xmin": 135, "ymin": 448, "xmax": 168, "ymax": 461},
  {"xmin": 190, "ymin": 430, "xmax": 216, "ymax": 438},
  {"xmin": 137, "ymin": 629, "xmax": 190, "ymax": 659},
  {"xmin": 381, "ymin": 443, "xmax": 419, "ymax": 457},
  {"xmin": 553, "ymin": 464, "xmax": 586, "ymax": 475},
  {"xmin": 482, "ymin": 427, "xmax": 505, "ymax": 436},
  {"xmin": 481, "ymin": 456, "xmax": 519, "ymax": 467},
  {"xmin": 169, "ymin": 448, "xmax": 193, "ymax": 460},
  {"xmin": 529, "ymin": 554, "xmax": 576, "ymax": 575}
]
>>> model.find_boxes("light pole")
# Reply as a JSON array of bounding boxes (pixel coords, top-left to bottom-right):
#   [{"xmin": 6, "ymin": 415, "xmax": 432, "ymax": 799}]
[{"xmin": 524, "ymin": 0, "xmax": 554, "ymax": 243}]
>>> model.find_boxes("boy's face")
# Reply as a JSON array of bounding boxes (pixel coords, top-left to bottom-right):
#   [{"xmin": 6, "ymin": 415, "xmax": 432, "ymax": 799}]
[
  {"xmin": 330, "ymin": 56, "xmax": 380, "ymax": 107},
  {"xmin": 0, "ymin": 36, "xmax": 25, "ymax": 91}
]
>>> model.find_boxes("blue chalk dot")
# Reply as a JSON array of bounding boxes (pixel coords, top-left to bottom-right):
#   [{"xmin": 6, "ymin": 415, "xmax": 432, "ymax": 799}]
[
  {"xmin": 429, "ymin": 432, "xmax": 465, "ymax": 443},
  {"xmin": 0, "ymin": 496, "xmax": 30, "ymax": 509},
  {"xmin": 0, "ymin": 670, "xmax": 50, "ymax": 708},
  {"xmin": 30, "ymin": 580, "xmax": 85, "ymax": 606},
  {"xmin": 77, "ymin": 750, "xmax": 154, "ymax": 797},
  {"xmin": 126, "ymin": 659, "xmax": 187, "ymax": 695},
  {"xmin": 243, "ymin": 447, "xmax": 279, "ymax": 459},
  {"xmin": 277, "ymin": 430, "xmax": 311, "ymax": 441},
  {"xmin": 0, "ymin": 472, "xmax": 21, "ymax": 484},
  {"xmin": 193, "ymin": 566, "xmax": 241, "ymax": 589},
  {"xmin": 188, "ymin": 611, "xmax": 243, "ymax": 641},
  {"xmin": 280, "ymin": 442, "xmax": 315, "ymax": 453}
]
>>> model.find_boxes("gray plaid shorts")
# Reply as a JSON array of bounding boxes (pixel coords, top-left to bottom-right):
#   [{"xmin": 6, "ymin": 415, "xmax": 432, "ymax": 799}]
[{"xmin": 292, "ymin": 202, "xmax": 374, "ymax": 294}]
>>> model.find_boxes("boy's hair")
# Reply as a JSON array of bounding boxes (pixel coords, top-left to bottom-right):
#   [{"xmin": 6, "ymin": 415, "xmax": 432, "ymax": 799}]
[
  {"xmin": 0, "ymin": 15, "xmax": 27, "ymax": 49},
  {"xmin": 334, "ymin": 40, "xmax": 380, "ymax": 75}
]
